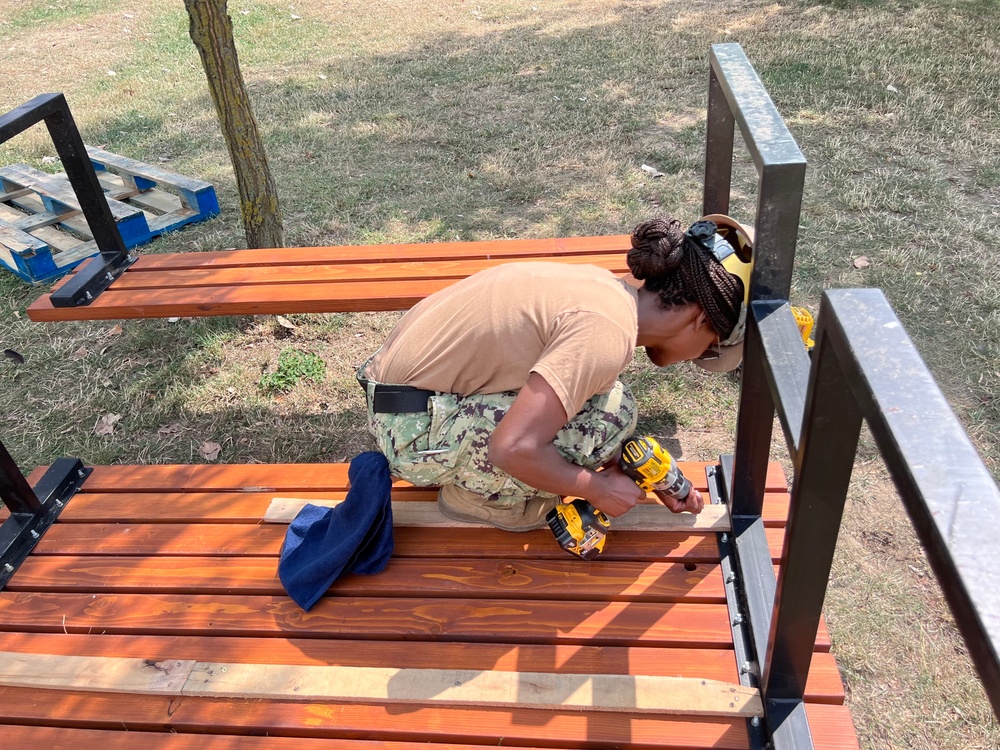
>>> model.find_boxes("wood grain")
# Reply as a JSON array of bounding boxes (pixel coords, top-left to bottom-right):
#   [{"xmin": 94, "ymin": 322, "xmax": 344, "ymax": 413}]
[
  {"xmin": 0, "ymin": 651, "xmax": 763, "ymax": 717},
  {"xmin": 31, "ymin": 522, "xmax": 788, "ymax": 562},
  {"xmin": 0, "ymin": 632, "xmax": 844, "ymax": 703},
  {"xmin": 263, "ymin": 496, "xmax": 731, "ymax": 531},
  {"xmin": 9, "ymin": 555, "xmax": 728, "ymax": 604}
]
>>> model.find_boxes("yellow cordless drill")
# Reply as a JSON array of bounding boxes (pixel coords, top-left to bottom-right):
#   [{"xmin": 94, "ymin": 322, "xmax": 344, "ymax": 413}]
[{"xmin": 546, "ymin": 436, "xmax": 692, "ymax": 560}]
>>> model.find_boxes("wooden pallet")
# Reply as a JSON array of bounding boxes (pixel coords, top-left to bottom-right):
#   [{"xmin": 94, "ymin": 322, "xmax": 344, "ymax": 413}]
[
  {"xmin": 0, "ymin": 146, "xmax": 218, "ymax": 284},
  {"xmin": 0, "ymin": 460, "xmax": 859, "ymax": 749}
]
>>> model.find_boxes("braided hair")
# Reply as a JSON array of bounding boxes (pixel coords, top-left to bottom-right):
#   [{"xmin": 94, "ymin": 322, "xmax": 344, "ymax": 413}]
[{"xmin": 627, "ymin": 216, "xmax": 744, "ymax": 340}]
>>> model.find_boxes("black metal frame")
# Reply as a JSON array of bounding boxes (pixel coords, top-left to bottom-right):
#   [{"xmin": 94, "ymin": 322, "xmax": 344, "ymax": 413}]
[
  {"xmin": 0, "ymin": 93, "xmax": 134, "ymax": 306},
  {"xmin": 706, "ymin": 42, "xmax": 1000, "ymax": 748},
  {"xmin": 0, "ymin": 440, "xmax": 90, "ymax": 589}
]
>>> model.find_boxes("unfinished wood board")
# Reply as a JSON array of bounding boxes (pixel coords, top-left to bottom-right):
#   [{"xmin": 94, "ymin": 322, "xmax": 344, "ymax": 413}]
[
  {"xmin": 264, "ymin": 496, "xmax": 731, "ymax": 531},
  {"xmin": 0, "ymin": 650, "xmax": 762, "ymax": 717},
  {"xmin": 1, "ymin": 632, "xmax": 844, "ymax": 703}
]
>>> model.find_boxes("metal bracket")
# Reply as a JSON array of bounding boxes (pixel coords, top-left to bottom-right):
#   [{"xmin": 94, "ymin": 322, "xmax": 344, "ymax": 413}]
[
  {"xmin": 0, "ymin": 450, "xmax": 90, "ymax": 590},
  {"xmin": 0, "ymin": 93, "xmax": 132, "ymax": 306}
]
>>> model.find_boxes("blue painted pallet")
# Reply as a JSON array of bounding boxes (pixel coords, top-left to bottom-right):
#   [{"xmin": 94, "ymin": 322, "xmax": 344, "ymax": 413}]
[{"xmin": 0, "ymin": 147, "xmax": 219, "ymax": 284}]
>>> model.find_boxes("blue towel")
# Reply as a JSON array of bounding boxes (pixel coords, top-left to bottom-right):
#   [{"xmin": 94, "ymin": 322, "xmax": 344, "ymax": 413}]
[{"xmin": 278, "ymin": 451, "xmax": 394, "ymax": 610}]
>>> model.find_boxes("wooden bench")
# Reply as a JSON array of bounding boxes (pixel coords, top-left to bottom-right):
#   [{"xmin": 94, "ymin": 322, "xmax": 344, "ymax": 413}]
[
  {"xmin": 26, "ymin": 235, "xmax": 632, "ymax": 321},
  {"xmin": 0, "ymin": 460, "xmax": 858, "ymax": 749}
]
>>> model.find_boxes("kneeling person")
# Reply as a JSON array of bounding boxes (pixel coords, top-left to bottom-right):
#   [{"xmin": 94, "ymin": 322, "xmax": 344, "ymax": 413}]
[{"xmin": 357, "ymin": 215, "xmax": 752, "ymax": 530}]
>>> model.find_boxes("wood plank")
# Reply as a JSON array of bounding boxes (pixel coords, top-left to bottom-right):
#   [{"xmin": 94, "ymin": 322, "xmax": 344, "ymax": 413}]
[
  {"xmin": 68, "ymin": 461, "xmax": 788, "ymax": 494},
  {"xmin": 107, "ymin": 253, "xmax": 629, "ymax": 291},
  {"xmin": 0, "ymin": 691, "xmax": 856, "ymax": 749},
  {"xmin": 8, "ymin": 556, "xmax": 727, "ymax": 604},
  {"xmin": 0, "ymin": 651, "xmax": 762, "ymax": 717},
  {"xmin": 0, "ymin": 632, "xmax": 740, "ymax": 678},
  {"xmin": 86, "ymin": 145, "xmax": 217, "ymax": 194},
  {"xmin": 0, "ymin": 632, "xmax": 843, "ymax": 703},
  {"xmin": 264, "ymin": 496, "xmax": 731, "ymax": 531},
  {"xmin": 31, "ymin": 490, "xmax": 788, "ymax": 527},
  {"xmin": 125, "ymin": 234, "xmax": 633, "ymax": 270},
  {"xmin": 0, "ymin": 727, "xmax": 502, "ymax": 750},
  {"xmin": 806, "ymin": 704, "xmax": 863, "ymax": 750},
  {"xmin": 0, "ymin": 592, "xmax": 765, "ymax": 648},
  {"xmin": 33, "ymin": 523, "xmax": 788, "ymax": 562},
  {"xmin": 0, "ymin": 216, "xmax": 49, "ymax": 254},
  {"xmin": 0, "ymin": 685, "xmax": 751, "ymax": 749},
  {"xmin": 0, "ymin": 164, "xmax": 142, "ymax": 221},
  {"xmin": 126, "ymin": 188, "xmax": 184, "ymax": 215}
]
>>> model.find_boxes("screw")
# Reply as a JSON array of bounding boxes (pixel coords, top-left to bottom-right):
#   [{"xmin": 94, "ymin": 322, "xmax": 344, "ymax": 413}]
[
  {"xmin": 740, "ymin": 661, "xmax": 753, "ymax": 675},
  {"xmin": 30, "ymin": 530, "xmax": 39, "ymax": 539},
  {"xmin": 105, "ymin": 272, "xmax": 114, "ymax": 282},
  {"xmin": 732, "ymin": 614, "xmax": 744, "ymax": 626},
  {"xmin": 721, "ymin": 533, "xmax": 729, "ymax": 543},
  {"xmin": 78, "ymin": 469, "xmax": 86, "ymax": 478},
  {"xmin": 85, "ymin": 291, "xmax": 93, "ymax": 300},
  {"xmin": 3, "ymin": 564, "xmax": 13, "ymax": 573},
  {"xmin": 751, "ymin": 717, "xmax": 761, "ymax": 727},
  {"xmin": 726, "ymin": 572, "xmax": 737, "ymax": 583},
  {"xmin": 54, "ymin": 499, "xmax": 64, "ymax": 507}
]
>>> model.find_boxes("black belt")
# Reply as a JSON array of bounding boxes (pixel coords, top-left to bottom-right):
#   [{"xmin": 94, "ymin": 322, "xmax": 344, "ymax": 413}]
[{"xmin": 358, "ymin": 377, "xmax": 435, "ymax": 414}]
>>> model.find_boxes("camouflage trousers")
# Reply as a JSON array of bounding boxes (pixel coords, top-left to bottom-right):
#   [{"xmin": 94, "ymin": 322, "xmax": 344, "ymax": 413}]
[{"xmin": 360, "ymin": 371, "xmax": 637, "ymax": 507}]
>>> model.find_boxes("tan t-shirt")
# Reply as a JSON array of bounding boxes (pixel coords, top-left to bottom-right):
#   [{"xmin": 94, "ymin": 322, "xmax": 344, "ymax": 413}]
[{"xmin": 366, "ymin": 262, "xmax": 638, "ymax": 418}]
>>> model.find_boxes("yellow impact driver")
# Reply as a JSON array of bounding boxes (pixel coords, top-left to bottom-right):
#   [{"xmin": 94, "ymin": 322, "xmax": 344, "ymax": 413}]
[{"xmin": 546, "ymin": 436, "xmax": 692, "ymax": 560}]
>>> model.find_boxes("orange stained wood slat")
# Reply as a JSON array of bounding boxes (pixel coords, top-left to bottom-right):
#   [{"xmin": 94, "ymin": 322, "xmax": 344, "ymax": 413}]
[
  {"xmin": 107, "ymin": 252, "xmax": 630, "ymax": 290},
  {"xmin": 0, "ymin": 458, "xmax": 856, "ymax": 748},
  {"xmin": 0, "ymin": 727, "xmax": 502, "ymax": 750},
  {"xmin": 108, "ymin": 235, "xmax": 633, "ymax": 271},
  {"xmin": 0, "ymin": 687, "xmax": 859, "ymax": 749},
  {"xmin": 27, "ymin": 235, "xmax": 636, "ymax": 322},
  {"xmin": 32, "ymin": 522, "xmax": 788, "ymax": 562},
  {"xmin": 30, "ymin": 460, "xmax": 790, "ymax": 493},
  {"xmin": 8, "ymin": 555, "xmax": 729, "ymax": 603}
]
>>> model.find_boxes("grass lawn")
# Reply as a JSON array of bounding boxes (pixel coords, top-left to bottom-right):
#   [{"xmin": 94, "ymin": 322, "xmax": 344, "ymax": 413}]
[{"xmin": 1, "ymin": 0, "xmax": 998, "ymax": 747}]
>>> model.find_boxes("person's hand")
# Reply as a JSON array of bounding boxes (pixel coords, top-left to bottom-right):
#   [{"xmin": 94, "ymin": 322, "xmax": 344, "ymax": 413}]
[
  {"xmin": 589, "ymin": 464, "xmax": 646, "ymax": 517},
  {"xmin": 654, "ymin": 487, "xmax": 705, "ymax": 515}
]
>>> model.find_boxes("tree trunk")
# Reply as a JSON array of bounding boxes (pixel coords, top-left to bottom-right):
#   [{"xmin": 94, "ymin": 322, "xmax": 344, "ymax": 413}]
[{"xmin": 185, "ymin": 0, "xmax": 284, "ymax": 248}]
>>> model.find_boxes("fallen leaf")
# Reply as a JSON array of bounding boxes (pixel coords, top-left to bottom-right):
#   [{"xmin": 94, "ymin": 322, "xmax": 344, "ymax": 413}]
[
  {"xmin": 167, "ymin": 317, "xmax": 181, "ymax": 324},
  {"xmin": 200, "ymin": 441, "xmax": 222, "ymax": 461},
  {"xmin": 72, "ymin": 347, "xmax": 88, "ymax": 360},
  {"xmin": 94, "ymin": 413, "xmax": 121, "ymax": 436},
  {"xmin": 853, "ymin": 256, "xmax": 870, "ymax": 269},
  {"xmin": 3, "ymin": 349, "xmax": 24, "ymax": 365},
  {"xmin": 886, "ymin": 84, "xmax": 899, "ymax": 94},
  {"xmin": 157, "ymin": 424, "xmax": 184, "ymax": 436},
  {"xmin": 641, "ymin": 164, "xmax": 665, "ymax": 178},
  {"xmin": 275, "ymin": 315, "xmax": 296, "ymax": 329},
  {"xmin": 108, "ymin": 324, "xmax": 123, "ymax": 336}
]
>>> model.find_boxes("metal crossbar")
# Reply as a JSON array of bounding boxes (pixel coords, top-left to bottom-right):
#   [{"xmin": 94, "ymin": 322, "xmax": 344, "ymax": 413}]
[{"xmin": 705, "ymin": 42, "xmax": 1000, "ymax": 750}]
